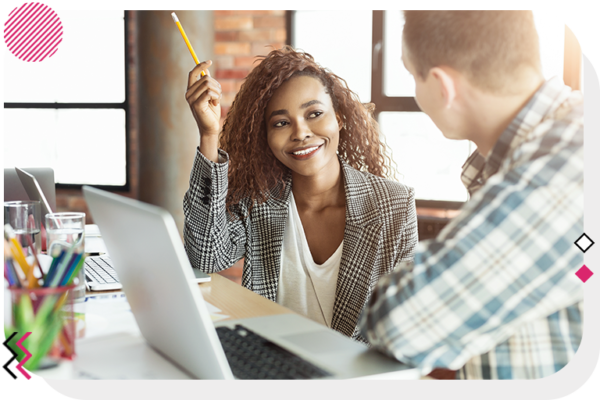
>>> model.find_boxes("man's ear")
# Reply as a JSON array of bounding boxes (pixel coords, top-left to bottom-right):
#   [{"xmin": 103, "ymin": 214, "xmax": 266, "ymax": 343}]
[{"xmin": 430, "ymin": 67, "xmax": 457, "ymax": 109}]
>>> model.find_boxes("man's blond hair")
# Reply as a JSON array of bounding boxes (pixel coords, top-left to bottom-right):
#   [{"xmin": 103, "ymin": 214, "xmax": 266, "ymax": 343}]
[{"xmin": 402, "ymin": 11, "xmax": 542, "ymax": 93}]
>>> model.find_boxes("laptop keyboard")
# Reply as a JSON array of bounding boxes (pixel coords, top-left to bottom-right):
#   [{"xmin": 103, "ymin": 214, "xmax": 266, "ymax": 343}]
[
  {"xmin": 84, "ymin": 255, "xmax": 122, "ymax": 289},
  {"xmin": 216, "ymin": 325, "xmax": 332, "ymax": 379}
]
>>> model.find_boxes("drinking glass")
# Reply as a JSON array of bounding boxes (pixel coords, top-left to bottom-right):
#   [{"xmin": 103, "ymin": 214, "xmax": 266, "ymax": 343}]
[
  {"xmin": 4, "ymin": 200, "xmax": 42, "ymax": 259},
  {"xmin": 45, "ymin": 212, "xmax": 86, "ymax": 300}
]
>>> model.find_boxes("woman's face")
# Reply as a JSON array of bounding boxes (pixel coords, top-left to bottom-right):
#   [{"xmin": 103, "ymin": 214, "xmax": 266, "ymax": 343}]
[{"xmin": 265, "ymin": 75, "xmax": 342, "ymax": 178}]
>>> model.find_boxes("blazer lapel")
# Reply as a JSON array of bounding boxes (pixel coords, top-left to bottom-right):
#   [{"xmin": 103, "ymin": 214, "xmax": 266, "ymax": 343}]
[
  {"xmin": 253, "ymin": 171, "xmax": 292, "ymax": 302},
  {"xmin": 331, "ymin": 160, "xmax": 383, "ymax": 337}
]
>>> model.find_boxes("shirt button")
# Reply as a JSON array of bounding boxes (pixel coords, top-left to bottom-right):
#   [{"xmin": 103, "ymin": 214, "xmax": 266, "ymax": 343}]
[
  {"xmin": 201, "ymin": 196, "xmax": 209, "ymax": 205},
  {"xmin": 203, "ymin": 186, "xmax": 211, "ymax": 195},
  {"xmin": 204, "ymin": 177, "xmax": 212, "ymax": 186}
]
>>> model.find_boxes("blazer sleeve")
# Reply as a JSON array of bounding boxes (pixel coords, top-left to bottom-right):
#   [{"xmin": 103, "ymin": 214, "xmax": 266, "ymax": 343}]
[
  {"xmin": 183, "ymin": 148, "xmax": 247, "ymax": 272},
  {"xmin": 396, "ymin": 186, "xmax": 418, "ymax": 264}
]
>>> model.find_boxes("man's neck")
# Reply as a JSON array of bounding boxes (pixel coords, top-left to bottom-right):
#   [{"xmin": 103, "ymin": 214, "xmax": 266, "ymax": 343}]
[{"xmin": 465, "ymin": 75, "xmax": 545, "ymax": 157}]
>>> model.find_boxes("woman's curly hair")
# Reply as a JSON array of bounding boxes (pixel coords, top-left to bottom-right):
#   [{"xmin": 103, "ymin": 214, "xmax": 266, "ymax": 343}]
[{"xmin": 220, "ymin": 46, "xmax": 396, "ymax": 214}]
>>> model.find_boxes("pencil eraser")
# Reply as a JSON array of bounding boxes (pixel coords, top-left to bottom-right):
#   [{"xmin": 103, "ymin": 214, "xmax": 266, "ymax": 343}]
[{"xmin": 171, "ymin": 12, "xmax": 179, "ymax": 23}]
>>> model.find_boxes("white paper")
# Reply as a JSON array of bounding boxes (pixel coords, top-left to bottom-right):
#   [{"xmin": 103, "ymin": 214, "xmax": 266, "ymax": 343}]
[
  {"xmin": 76, "ymin": 293, "xmax": 138, "ymax": 339},
  {"xmin": 77, "ymin": 293, "xmax": 229, "ymax": 338},
  {"xmin": 84, "ymin": 236, "xmax": 108, "ymax": 254}
]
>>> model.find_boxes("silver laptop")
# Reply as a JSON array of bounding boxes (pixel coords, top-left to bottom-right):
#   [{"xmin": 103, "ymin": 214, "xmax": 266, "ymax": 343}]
[
  {"xmin": 82, "ymin": 185, "xmax": 418, "ymax": 380},
  {"xmin": 5, "ymin": 167, "xmax": 204, "ymax": 291},
  {"xmin": 9, "ymin": 168, "xmax": 123, "ymax": 291},
  {"xmin": 14, "ymin": 167, "xmax": 55, "ymax": 220},
  {"xmin": 4, "ymin": 167, "xmax": 56, "ymax": 214}
]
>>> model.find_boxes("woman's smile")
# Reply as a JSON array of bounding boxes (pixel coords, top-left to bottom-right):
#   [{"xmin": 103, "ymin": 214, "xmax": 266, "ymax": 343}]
[{"xmin": 288, "ymin": 143, "xmax": 324, "ymax": 160}]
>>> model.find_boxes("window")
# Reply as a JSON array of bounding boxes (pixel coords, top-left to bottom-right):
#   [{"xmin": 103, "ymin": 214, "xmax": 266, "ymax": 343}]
[
  {"xmin": 290, "ymin": 10, "xmax": 572, "ymax": 209},
  {"xmin": 4, "ymin": 10, "xmax": 128, "ymax": 189}
]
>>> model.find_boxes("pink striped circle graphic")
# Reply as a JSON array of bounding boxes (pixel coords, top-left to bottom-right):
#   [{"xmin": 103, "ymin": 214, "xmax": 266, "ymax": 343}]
[{"xmin": 4, "ymin": 2, "xmax": 63, "ymax": 62}]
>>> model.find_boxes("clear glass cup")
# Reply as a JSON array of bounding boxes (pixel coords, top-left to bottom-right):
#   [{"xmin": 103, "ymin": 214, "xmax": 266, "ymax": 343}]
[
  {"xmin": 4, "ymin": 200, "xmax": 42, "ymax": 259},
  {"xmin": 45, "ymin": 212, "xmax": 86, "ymax": 301}
]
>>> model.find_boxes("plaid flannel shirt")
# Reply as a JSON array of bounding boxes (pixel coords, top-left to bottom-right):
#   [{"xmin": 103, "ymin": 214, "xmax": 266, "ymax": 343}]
[{"xmin": 359, "ymin": 77, "xmax": 584, "ymax": 379}]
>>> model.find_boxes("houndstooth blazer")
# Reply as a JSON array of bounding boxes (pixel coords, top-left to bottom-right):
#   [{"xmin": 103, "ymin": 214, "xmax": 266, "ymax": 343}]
[{"xmin": 183, "ymin": 149, "xmax": 418, "ymax": 343}]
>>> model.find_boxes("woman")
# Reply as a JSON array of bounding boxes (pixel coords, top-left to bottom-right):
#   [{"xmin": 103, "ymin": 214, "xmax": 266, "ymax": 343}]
[{"xmin": 183, "ymin": 47, "xmax": 417, "ymax": 343}]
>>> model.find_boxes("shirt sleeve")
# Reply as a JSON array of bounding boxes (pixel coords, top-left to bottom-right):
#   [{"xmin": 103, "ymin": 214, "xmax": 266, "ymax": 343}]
[
  {"xmin": 359, "ymin": 143, "xmax": 584, "ymax": 374},
  {"xmin": 183, "ymin": 148, "xmax": 248, "ymax": 272}
]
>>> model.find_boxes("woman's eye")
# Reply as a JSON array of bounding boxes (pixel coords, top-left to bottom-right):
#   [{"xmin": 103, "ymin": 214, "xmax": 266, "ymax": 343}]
[
  {"xmin": 309, "ymin": 111, "xmax": 323, "ymax": 118},
  {"xmin": 274, "ymin": 120, "xmax": 288, "ymax": 128}
]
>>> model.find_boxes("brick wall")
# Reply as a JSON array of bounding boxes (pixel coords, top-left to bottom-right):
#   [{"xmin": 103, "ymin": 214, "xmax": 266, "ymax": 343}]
[
  {"xmin": 212, "ymin": 10, "xmax": 287, "ymax": 284},
  {"xmin": 213, "ymin": 10, "xmax": 287, "ymax": 121}
]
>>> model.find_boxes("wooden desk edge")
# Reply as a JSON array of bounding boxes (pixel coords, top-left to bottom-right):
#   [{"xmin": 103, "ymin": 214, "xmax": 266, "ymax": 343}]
[
  {"xmin": 198, "ymin": 273, "xmax": 295, "ymax": 321},
  {"xmin": 86, "ymin": 273, "xmax": 293, "ymax": 322}
]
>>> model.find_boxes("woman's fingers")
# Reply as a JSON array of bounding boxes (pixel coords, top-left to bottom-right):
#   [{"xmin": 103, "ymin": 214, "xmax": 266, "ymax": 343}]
[
  {"xmin": 192, "ymin": 88, "xmax": 221, "ymax": 110},
  {"xmin": 186, "ymin": 60, "xmax": 221, "ymax": 136},
  {"xmin": 187, "ymin": 60, "xmax": 212, "ymax": 88},
  {"xmin": 185, "ymin": 81, "xmax": 221, "ymax": 104},
  {"xmin": 185, "ymin": 78, "xmax": 220, "ymax": 102}
]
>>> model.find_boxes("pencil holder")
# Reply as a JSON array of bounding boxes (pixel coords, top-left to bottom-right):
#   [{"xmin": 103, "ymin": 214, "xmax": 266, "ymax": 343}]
[{"xmin": 5, "ymin": 285, "xmax": 76, "ymax": 371}]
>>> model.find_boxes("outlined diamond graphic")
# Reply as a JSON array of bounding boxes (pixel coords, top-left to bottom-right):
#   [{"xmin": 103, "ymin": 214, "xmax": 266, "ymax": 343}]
[
  {"xmin": 574, "ymin": 233, "xmax": 595, "ymax": 253},
  {"xmin": 575, "ymin": 265, "xmax": 593, "ymax": 282}
]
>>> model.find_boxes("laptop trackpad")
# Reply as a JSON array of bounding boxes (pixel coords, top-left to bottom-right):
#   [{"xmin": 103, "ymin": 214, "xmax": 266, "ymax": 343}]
[{"xmin": 281, "ymin": 330, "xmax": 359, "ymax": 354}]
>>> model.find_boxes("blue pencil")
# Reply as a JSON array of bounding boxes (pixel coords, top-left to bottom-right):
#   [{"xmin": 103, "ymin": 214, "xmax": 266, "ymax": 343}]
[
  {"xmin": 59, "ymin": 252, "xmax": 83, "ymax": 286},
  {"xmin": 6, "ymin": 259, "xmax": 22, "ymax": 288},
  {"xmin": 65, "ymin": 254, "xmax": 86, "ymax": 286},
  {"xmin": 47, "ymin": 243, "xmax": 78, "ymax": 288},
  {"xmin": 43, "ymin": 249, "xmax": 65, "ymax": 288},
  {"xmin": 4, "ymin": 261, "xmax": 14, "ymax": 286}
]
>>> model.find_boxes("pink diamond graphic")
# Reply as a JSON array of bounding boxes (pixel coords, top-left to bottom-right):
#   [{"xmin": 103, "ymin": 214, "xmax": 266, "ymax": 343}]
[{"xmin": 575, "ymin": 265, "xmax": 593, "ymax": 282}]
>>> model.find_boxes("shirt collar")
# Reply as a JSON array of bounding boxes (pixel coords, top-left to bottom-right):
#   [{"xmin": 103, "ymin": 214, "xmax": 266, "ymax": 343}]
[{"xmin": 461, "ymin": 77, "xmax": 567, "ymax": 195}]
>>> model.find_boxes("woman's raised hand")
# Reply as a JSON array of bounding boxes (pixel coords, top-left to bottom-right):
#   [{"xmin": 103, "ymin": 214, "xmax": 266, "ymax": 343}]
[{"xmin": 186, "ymin": 60, "xmax": 222, "ymax": 139}]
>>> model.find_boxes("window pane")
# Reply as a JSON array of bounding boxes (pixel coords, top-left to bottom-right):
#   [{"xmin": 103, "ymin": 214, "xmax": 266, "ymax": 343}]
[
  {"xmin": 379, "ymin": 112, "xmax": 471, "ymax": 202},
  {"xmin": 4, "ymin": 109, "xmax": 126, "ymax": 185},
  {"xmin": 383, "ymin": 10, "xmax": 565, "ymax": 97},
  {"xmin": 4, "ymin": 10, "xmax": 125, "ymax": 103},
  {"xmin": 532, "ymin": 9, "xmax": 565, "ymax": 81},
  {"xmin": 383, "ymin": 11, "xmax": 414, "ymax": 97},
  {"xmin": 293, "ymin": 11, "xmax": 372, "ymax": 102}
]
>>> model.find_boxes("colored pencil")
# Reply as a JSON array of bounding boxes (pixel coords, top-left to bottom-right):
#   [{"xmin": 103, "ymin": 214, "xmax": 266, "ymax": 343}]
[
  {"xmin": 25, "ymin": 232, "xmax": 44, "ymax": 279},
  {"xmin": 43, "ymin": 249, "xmax": 65, "ymax": 288},
  {"xmin": 171, "ymin": 12, "xmax": 206, "ymax": 76}
]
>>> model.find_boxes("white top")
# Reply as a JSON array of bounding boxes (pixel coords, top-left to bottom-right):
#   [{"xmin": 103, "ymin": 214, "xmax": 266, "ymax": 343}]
[{"xmin": 276, "ymin": 193, "xmax": 343, "ymax": 328}]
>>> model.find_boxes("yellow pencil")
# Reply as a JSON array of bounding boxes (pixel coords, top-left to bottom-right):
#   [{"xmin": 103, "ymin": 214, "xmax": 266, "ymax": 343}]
[
  {"xmin": 171, "ymin": 12, "xmax": 206, "ymax": 77},
  {"xmin": 4, "ymin": 224, "xmax": 36, "ymax": 288}
]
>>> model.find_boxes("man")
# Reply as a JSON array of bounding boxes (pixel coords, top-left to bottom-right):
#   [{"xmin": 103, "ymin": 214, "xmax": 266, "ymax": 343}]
[{"xmin": 359, "ymin": 11, "xmax": 583, "ymax": 379}]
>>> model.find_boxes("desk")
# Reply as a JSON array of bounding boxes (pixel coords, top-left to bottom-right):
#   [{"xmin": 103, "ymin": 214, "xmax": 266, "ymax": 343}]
[
  {"xmin": 85, "ymin": 273, "xmax": 294, "ymax": 321},
  {"xmin": 200, "ymin": 277, "xmax": 439, "ymax": 380},
  {"xmin": 38, "ymin": 273, "xmax": 421, "ymax": 381}
]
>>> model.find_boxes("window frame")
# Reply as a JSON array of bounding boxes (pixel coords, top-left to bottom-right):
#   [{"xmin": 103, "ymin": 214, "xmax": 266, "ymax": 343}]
[
  {"xmin": 370, "ymin": 10, "xmax": 465, "ymax": 210},
  {"xmin": 285, "ymin": 10, "xmax": 582, "ymax": 211},
  {"xmin": 3, "ymin": 12, "xmax": 130, "ymax": 192}
]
